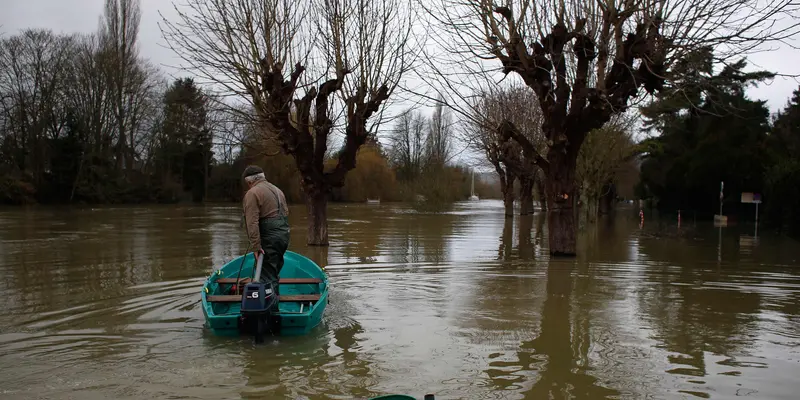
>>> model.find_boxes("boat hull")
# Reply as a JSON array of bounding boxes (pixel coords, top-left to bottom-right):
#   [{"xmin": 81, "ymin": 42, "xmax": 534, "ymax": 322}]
[{"xmin": 201, "ymin": 251, "xmax": 328, "ymax": 337}]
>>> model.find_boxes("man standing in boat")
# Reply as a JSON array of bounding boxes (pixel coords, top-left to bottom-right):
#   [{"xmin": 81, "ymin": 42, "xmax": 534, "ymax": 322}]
[{"xmin": 241, "ymin": 165, "xmax": 291, "ymax": 298}]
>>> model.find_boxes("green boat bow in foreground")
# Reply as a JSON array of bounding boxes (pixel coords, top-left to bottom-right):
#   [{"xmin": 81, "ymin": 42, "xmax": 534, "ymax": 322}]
[{"xmin": 201, "ymin": 251, "xmax": 329, "ymax": 337}]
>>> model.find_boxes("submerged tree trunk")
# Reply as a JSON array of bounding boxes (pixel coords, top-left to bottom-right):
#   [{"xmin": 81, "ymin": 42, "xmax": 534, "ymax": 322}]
[
  {"xmin": 519, "ymin": 177, "xmax": 535, "ymax": 215},
  {"xmin": 545, "ymin": 150, "xmax": 578, "ymax": 257},
  {"xmin": 499, "ymin": 216, "xmax": 513, "ymax": 260},
  {"xmin": 503, "ymin": 186, "xmax": 516, "ymax": 217},
  {"xmin": 501, "ymin": 172, "xmax": 517, "ymax": 217},
  {"xmin": 305, "ymin": 188, "xmax": 329, "ymax": 246},
  {"xmin": 534, "ymin": 170, "xmax": 547, "ymax": 212},
  {"xmin": 599, "ymin": 182, "xmax": 616, "ymax": 215},
  {"xmin": 582, "ymin": 194, "xmax": 597, "ymax": 224},
  {"xmin": 534, "ymin": 212, "xmax": 546, "ymax": 249}
]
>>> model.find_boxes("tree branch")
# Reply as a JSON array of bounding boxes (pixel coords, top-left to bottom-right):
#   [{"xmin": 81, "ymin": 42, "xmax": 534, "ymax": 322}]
[
  {"xmin": 313, "ymin": 68, "xmax": 350, "ymax": 174},
  {"xmin": 326, "ymin": 84, "xmax": 391, "ymax": 186},
  {"xmin": 498, "ymin": 119, "xmax": 549, "ymax": 173}
]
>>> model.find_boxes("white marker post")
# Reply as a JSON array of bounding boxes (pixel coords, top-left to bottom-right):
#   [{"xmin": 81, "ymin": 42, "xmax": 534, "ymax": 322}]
[{"xmin": 714, "ymin": 181, "xmax": 727, "ymax": 226}]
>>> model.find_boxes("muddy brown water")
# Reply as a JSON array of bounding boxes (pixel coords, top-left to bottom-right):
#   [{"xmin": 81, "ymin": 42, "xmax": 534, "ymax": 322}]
[{"xmin": 0, "ymin": 201, "xmax": 799, "ymax": 399}]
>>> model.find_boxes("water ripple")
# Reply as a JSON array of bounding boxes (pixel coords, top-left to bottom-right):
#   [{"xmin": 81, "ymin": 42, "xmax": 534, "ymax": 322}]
[{"xmin": 1, "ymin": 202, "xmax": 800, "ymax": 399}]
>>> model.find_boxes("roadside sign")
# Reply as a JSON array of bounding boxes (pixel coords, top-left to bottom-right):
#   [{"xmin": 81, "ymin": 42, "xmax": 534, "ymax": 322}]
[
  {"xmin": 741, "ymin": 192, "xmax": 762, "ymax": 226},
  {"xmin": 741, "ymin": 192, "xmax": 762, "ymax": 204}
]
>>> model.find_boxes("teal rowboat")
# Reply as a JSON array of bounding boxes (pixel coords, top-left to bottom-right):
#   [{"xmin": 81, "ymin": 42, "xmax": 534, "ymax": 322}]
[{"xmin": 201, "ymin": 250, "xmax": 329, "ymax": 337}]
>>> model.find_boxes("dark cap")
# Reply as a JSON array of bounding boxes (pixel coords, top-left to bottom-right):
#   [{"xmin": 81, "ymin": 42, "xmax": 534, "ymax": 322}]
[{"xmin": 242, "ymin": 165, "xmax": 264, "ymax": 179}]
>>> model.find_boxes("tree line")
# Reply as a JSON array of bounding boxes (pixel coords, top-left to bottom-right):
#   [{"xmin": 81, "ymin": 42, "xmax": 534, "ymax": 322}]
[
  {"xmin": 235, "ymin": 102, "xmax": 497, "ymax": 206},
  {"xmin": 636, "ymin": 48, "xmax": 800, "ymax": 236},
  {"xmin": 3, "ymin": 0, "xmax": 799, "ymax": 256},
  {"xmin": 465, "ymin": 85, "xmax": 640, "ymax": 223},
  {"xmin": 0, "ymin": 0, "xmax": 494, "ymax": 211},
  {"xmin": 0, "ymin": 1, "xmax": 215, "ymax": 205},
  {"xmin": 422, "ymin": 0, "xmax": 798, "ymax": 255}
]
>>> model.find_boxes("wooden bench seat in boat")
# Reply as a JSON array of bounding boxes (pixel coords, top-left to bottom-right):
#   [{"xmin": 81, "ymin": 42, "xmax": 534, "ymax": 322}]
[
  {"xmin": 216, "ymin": 278, "xmax": 322, "ymax": 284},
  {"xmin": 207, "ymin": 294, "xmax": 321, "ymax": 303}
]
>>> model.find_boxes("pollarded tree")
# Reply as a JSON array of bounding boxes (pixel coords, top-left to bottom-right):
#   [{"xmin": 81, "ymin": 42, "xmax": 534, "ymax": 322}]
[
  {"xmin": 467, "ymin": 89, "xmax": 520, "ymax": 216},
  {"xmin": 492, "ymin": 86, "xmax": 546, "ymax": 216},
  {"xmin": 424, "ymin": 0, "xmax": 800, "ymax": 256},
  {"xmin": 467, "ymin": 85, "xmax": 546, "ymax": 216},
  {"xmin": 161, "ymin": 0, "xmax": 416, "ymax": 245}
]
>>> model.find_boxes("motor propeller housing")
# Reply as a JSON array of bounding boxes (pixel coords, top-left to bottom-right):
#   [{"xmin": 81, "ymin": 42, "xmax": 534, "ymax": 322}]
[{"xmin": 238, "ymin": 280, "xmax": 279, "ymax": 343}]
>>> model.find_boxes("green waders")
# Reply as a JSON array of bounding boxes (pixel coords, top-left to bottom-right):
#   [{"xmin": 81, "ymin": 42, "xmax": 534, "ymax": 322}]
[{"xmin": 256, "ymin": 186, "xmax": 290, "ymax": 301}]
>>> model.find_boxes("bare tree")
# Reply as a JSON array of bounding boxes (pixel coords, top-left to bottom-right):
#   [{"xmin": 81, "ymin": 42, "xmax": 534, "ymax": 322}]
[
  {"xmin": 0, "ymin": 29, "xmax": 74, "ymax": 183},
  {"xmin": 467, "ymin": 84, "xmax": 546, "ymax": 216},
  {"xmin": 56, "ymin": 29, "xmax": 162, "ymax": 199},
  {"xmin": 577, "ymin": 112, "xmax": 637, "ymax": 222},
  {"xmin": 494, "ymin": 86, "xmax": 546, "ymax": 216},
  {"xmin": 426, "ymin": 101, "xmax": 454, "ymax": 168},
  {"xmin": 129, "ymin": 63, "xmax": 167, "ymax": 170},
  {"xmin": 99, "ymin": 0, "xmax": 143, "ymax": 173},
  {"xmin": 468, "ymin": 88, "xmax": 519, "ymax": 216},
  {"xmin": 161, "ymin": 0, "xmax": 416, "ymax": 245},
  {"xmin": 388, "ymin": 107, "xmax": 428, "ymax": 181},
  {"xmin": 62, "ymin": 33, "xmax": 116, "ymax": 200},
  {"xmin": 424, "ymin": 0, "xmax": 800, "ymax": 255},
  {"xmin": 65, "ymin": 33, "xmax": 113, "ymax": 160},
  {"xmin": 205, "ymin": 100, "xmax": 248, "ymax": 166}
]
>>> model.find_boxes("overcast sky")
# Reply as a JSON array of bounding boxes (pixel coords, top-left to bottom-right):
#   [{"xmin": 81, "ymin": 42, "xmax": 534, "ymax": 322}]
[{"xmin": 3, "ymin": 0, "xmax": 800, "ymax": 112}]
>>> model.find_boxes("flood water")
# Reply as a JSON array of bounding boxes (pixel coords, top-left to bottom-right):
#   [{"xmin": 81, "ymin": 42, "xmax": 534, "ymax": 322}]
[{"xmin": 0, "ymin": 200, "xmax": 799, "ymax": 399}]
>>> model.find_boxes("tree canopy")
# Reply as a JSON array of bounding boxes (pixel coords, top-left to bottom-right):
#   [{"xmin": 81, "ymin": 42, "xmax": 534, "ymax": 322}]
[{"xmin": 637, "ymin": 50, "xmax": 776, "ymax": 218}]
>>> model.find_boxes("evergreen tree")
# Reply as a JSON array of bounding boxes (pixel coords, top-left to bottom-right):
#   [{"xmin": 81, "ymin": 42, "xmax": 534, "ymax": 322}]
[
  {"xmin": 763, "ymin": 86, "xmax": 800, "ymax": 234},
  {"xmin": 155, "ymin": 77, "xmax": 213, "ymax": 202},
  {"xmin": 637, "ymin": 52, "xmax": 774, "ymax": 217}
]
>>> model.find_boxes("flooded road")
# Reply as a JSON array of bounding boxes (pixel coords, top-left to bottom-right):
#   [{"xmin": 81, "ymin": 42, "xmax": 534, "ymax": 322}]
[{"xmin": 0, "ymin": 201, "xmax": 799, "ymax": 399}]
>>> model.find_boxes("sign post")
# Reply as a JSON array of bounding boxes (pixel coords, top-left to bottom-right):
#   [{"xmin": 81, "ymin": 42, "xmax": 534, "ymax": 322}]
[
  {"xmin": 741, "ymin": 192, "xmax": 762, "ymax": 238},
  {"xmin": 714, "ymin": 181, "xmax": 727, "ymax": 226},
  {"xmin": 754, "ymin": 193, "xmax": 761, "ymax": 224}
]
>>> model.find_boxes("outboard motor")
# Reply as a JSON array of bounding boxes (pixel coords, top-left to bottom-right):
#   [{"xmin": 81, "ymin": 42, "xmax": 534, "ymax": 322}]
[{"xmin": 238, "ymin": 255, "xmax": 280, "ymax": 343}]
